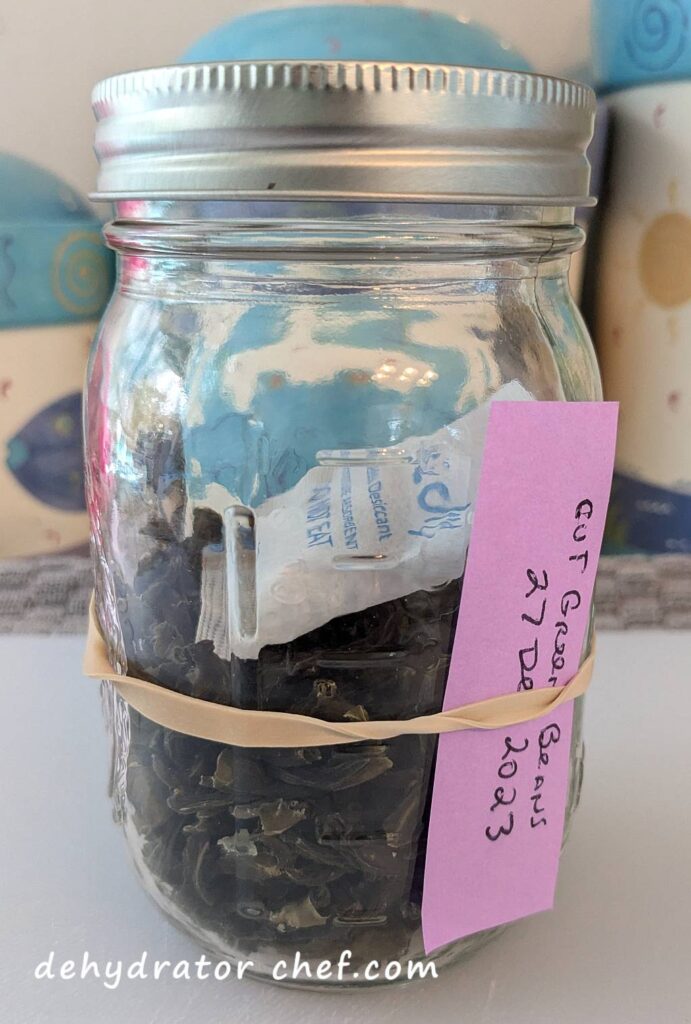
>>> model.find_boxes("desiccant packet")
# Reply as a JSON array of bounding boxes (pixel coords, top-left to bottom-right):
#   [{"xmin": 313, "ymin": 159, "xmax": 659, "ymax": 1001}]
[{"xmin": 197, "ymin": 380, "xmax": 532, "ymax": 660}]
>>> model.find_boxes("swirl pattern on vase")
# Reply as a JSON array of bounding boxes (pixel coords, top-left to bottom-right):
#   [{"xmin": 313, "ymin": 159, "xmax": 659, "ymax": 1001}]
[{"xmin": 625, "ymin": 0, "xmax": 689, "ymax": 72}]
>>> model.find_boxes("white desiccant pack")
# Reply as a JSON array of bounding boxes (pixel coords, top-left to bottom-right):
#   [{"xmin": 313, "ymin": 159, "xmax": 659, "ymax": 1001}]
[{"xmin": 197, "ymin": 380, "xmax": 532, "ymax": 660}]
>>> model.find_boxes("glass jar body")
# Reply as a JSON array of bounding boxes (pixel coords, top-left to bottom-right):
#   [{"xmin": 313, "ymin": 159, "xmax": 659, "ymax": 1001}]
[{"xmin": 86, "ymin": 206, "xmax": 600, "ymax": 987}]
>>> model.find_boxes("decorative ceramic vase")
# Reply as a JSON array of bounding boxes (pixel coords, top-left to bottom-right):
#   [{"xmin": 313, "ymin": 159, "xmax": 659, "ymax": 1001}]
[
  {"xmin": 596, "ymin": 82, "xmax": 691, "ymax": 552},
  {"xmin": 0, "ymin": 154, "xmax": 113, "ymax": 556}
]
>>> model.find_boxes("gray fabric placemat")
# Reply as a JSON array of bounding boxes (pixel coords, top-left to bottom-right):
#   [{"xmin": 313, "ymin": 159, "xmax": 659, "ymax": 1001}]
[
  {"xmin": 595, "ymin": 554, "xmax": 691, "ymax": 629},
  {"xmin": 0, "ymin": 556, "xmax": 93, "ymax": 634},
  {"xmin": 1, "ymin": 553, "xmax": 691, "ymax": 634}
]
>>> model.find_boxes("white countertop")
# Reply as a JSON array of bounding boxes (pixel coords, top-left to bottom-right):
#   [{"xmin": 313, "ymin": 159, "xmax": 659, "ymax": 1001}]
[{"xmin": 1, "ymin": 630, "xmax": 690, "ymax": 1024}]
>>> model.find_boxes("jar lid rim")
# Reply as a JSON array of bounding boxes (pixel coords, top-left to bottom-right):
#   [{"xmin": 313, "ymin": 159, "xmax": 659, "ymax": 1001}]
[{"xmin": 92, "ymin": 60, "xmax": 596, "ymax": 205}]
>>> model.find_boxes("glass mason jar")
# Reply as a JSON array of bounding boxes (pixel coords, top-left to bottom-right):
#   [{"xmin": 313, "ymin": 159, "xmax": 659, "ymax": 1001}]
[{"xmin": 86, "ymin": 62, "xmax": 598, "ymax": 986}]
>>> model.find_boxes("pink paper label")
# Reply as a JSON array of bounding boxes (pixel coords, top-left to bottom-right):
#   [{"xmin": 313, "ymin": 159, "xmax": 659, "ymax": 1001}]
[{"xmin": 421, "ymin": 401, "xmax": 618, "ymax": 955}]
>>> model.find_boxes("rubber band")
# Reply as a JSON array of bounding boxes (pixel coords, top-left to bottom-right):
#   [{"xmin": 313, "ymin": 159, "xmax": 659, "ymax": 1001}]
[{"xmin": 84, "ymin": 597, "xmax": 594, "ymax": 748}]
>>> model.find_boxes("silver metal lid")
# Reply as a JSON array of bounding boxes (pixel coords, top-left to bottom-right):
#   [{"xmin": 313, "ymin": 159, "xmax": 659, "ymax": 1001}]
[{"xmin": 92, "ymin": 61, "xmax": 596, "ymax": 206}]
